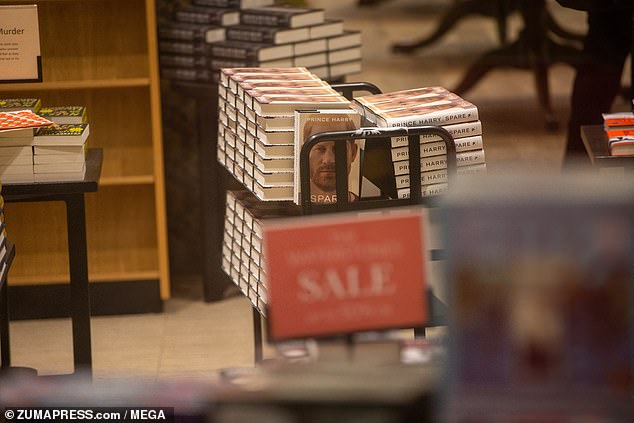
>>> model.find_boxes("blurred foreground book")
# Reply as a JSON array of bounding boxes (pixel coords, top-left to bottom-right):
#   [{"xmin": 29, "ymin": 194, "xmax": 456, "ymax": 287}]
[{"xmin": 441, "ymin": 170, "xmax": 634, "ymax": 422}]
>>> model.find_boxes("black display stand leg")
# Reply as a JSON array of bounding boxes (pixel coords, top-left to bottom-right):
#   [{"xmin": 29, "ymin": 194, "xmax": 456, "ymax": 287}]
[
  {"xmin": 252, "ymin": 307, "xmax": 263, "ymax": 363},
  {"xmin": 66, "ymin": 193, "xmax": 92, "ymax": 376},
  {"xmin": 196, "ymin": 88, "xmax": 232, "ymax": 302}
]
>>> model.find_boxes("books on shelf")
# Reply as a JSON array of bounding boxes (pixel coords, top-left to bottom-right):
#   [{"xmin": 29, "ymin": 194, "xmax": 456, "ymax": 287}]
[
  {"xmin": 157, "ymin": 22, "xmax": 226, "ymax": 44},
  {"xmin": 293, "ymin": 109, "xmax": 362, "ymax": 205},
  {"xmin": 211, "ymin": 40, "xmax": 294, "ymax": 62},
  {"xmin": 292, "ymin": 38, "xmax": 327, "ymax": 56},
  {"xmin": 308, "ymin": 19, "xmax": 344, "ymax": 39},
  {"xmin": 327, "ymin": 30, "xmax": 361, "ymax": 50},
  {"xmin": 240, "ymin": 6, "xmax": 325, "ymax": 28},
  {"xmin": 354, "ymin": 87, "xmax": 486, "ymax": 199},
  {"xmin": 252, "ymin": 93, "xmax": 349, "ymax": 116},
  {"xmin": 174, "ymin": 5, "xmax": 240, "ymax": 27},
  {"xmin": 37, "ymin": 106, "xmax": 87, "ymax": 125},
  {"xmin": 221, "ymin": 189, "xmax": 301, "ymax": 314},
  {"xmin": 34, "ymin": 124, "xmax": 90, "ymax": 146},
  {"xmin": 192, "ymin": 0, "xmax": 274, "ymax": 9},
  {"xmin": 226, "ymin": 25, "xmax": 310, "ymax": 44}
]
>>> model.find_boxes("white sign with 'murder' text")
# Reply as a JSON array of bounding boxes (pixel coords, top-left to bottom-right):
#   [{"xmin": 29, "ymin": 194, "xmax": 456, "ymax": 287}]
[{"xmin": 0, "ymin": 5, "xmax": 41, "ymax": 83}]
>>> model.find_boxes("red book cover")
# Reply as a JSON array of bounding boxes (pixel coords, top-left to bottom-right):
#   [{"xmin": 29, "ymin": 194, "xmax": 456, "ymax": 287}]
[{"xmin": 0, "ymin": 110, "xmax": 53, "ymax": 131}]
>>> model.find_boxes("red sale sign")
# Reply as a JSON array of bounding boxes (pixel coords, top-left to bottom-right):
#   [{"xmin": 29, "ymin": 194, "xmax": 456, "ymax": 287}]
[{"xmin": 263, "ymin": 210, "xmax": 428, "ymax": 340}]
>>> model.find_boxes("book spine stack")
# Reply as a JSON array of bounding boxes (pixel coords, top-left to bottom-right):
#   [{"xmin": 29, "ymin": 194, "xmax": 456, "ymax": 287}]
[
  {"xmin": 32, "ymin": 107, "xmax": 90, "ymax": 182},
  {"xmin": 602, "ymin": 111, "xmax": 634, "ymax": 157},
  {"xmin": 218, "ymin": 67, "xmax": 349, "ymax": 202},
  {"xmin": 221, "ymin": 189, "xmax": 300, "ymax": 314},
  {"xmin": 159, "ymin": 3, "xmax": 363, "ymax": 84},
  {"xmin": 0, "ymin": 186, "xmax": 8, "ymax": 283},
  {"xmin": 353, "ymin": 87, "xmax": 487, "ymax": 199},
  {"xmin": 0, "ymin": 98, "xmax": 42, "ymax": 183}
]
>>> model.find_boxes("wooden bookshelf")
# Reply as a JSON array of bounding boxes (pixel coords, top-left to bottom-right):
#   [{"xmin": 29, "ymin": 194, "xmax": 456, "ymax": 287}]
[{"xmin": 0, "ymin": 0, "xmax": 170, "ymax": 308}]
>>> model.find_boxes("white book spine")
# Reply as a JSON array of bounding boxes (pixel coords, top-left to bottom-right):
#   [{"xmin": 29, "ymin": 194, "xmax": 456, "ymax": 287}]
[
  {"xmin": 390, "ymin": 120, "xmax": 483, "ymax": 147},
  {"xmin": 377, "ymin": 105, "xmax": 479, "ymax": 128},
  {"xmin": 393, "ymin": 149, "xmax": 486, "ymax": 175},
  {"xmin": 391, "ymin": 135, "xmax": 484, "ymax": 161}
]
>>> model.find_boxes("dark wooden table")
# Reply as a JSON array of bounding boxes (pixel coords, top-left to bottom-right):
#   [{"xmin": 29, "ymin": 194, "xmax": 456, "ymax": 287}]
[{"xmin": 1, "ymin": 148, "xmax": 102, "ymax": 377}]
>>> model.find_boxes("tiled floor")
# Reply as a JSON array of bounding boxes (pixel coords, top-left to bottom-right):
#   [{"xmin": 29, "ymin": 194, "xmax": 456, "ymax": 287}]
[{"xmin": 6, "ymin": 0, "xmax": 631, "ymax": 380}]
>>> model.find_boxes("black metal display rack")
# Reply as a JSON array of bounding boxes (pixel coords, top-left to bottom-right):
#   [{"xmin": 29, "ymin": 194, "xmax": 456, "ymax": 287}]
[{"xmin": 245, "ymin": 82, "xmax": 458, "ymax": 362}]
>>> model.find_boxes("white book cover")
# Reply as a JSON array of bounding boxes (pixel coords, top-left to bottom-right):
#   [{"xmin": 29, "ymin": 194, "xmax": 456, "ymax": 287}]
[
  {"xmin": 34, "ymin": 161, "xmax": 85, "ymax": 173},
  {"xmin": 34, "ymin": 144, "xmax": 86, "ymax": 155},
  {"xmin": 293, "ymin": 109, "xmax": 363, "ymax": 205},
  {"xmin": 34, "ymin": 153, "xmax": 85, "ymax": 164},
  {"xmin": 0, "ymin": 163, "xmax": 33, "ymax": 175},
  {"xmin": 34, "ymin": 166, "xmax": 86, "ymax": 182},
  {"xmin": 0, "ymin": 154, "xmax": 32, "ymax": 165},
  {"xmin": 0, "ymin": 145, "xmax": 31, "ymax": 156}
]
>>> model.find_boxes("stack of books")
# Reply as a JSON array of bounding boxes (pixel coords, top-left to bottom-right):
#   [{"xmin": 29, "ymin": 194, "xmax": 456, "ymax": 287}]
[
  {"xmin": 0, "ymin": 184, "xmax": 8, "ymax": 283},
  {"xmin": 159, "ymin": 2, "xmax": 362, "ymax": 83},
  {"xmin": 218, "ymin": 67, "xmax": 351, "ymax": 201},
  {"xmin": 352, "ymin": 87, "xmax": 487, "ymax": 199},
  {"xmin": 602, "ymin": 111, "xmax": 634, "ymax": 156},
  {"xmin": 0, "ymin": 129, "xmax": 36, "ymax": 183},
  {"xmin": 222, "ymin": 189, "xmax": 300, "ymax": 315},
  {"xmin": 33, "ymin": 122, "xmax": 90, "ymax": 182},
  {"xmin": 0, "ymin": 101, "xmax": 53, "ymax": 183},
  {"xmin": 0, "ymin": 101, "xmax": 89, "ymax": 183}
]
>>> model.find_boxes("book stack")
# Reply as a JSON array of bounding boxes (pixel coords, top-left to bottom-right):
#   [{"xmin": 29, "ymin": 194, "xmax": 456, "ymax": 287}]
[
  {"xmin": 0, "ymin": 101, "xmax": 49, "ymax": 183},
  {"xmin": 352, "ymin": 86, "xmax": 487, "ymax": 199},
  {"xmin": 218, "ymin": 67, "xmax": 351, "ymax": 202},
  {"xmin": 222, "ymin": 189, "xmax": 300, "ymax": 315},
  {"xmin": 0, "ymin": 184, "xmax": 8, "ymax": 283},
  {"xmin": 33, "ymin": 111, "xmax": 90, "ymax": 182},
  {"xmin": 602, "ymin": 111, "xmax": 634, "ymax": 156},
  {"xmin": 0, "ymin": 129, "xmax": 36, "ymax": 183},
  {"xmin": 159, "ymin": 2, "xmax": 362, "ymax": 83}
]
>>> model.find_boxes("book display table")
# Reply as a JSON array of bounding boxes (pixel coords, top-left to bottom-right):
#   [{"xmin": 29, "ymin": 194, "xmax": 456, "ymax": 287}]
[
  {"xmin": 218, "ymin": 78, "xmax": 456, "ymax": 362},
  {"xmin": 581, "ymin": 125, "xmax": 634, "ymax": 172},
  {"xmin": 1, "ymin": 148, "xmax": 102, "ymax": 377}
]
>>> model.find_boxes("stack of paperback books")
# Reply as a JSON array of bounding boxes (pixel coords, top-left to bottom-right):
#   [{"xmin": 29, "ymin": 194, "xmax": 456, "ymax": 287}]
[
  {"xmin": 221, "ymin": 189, "xmax": 300, "ymax": 315},
  {"xmin": 602, "ymin": 111, "xmax": 634, "ymax": 156},
  {"xmin": 33, "ymin": 121, "xmax": 90, "ymax": 182},
  {"xmin": 353, "ymin": 86, "xmax": 487, "ymax": 199},
  {"xmin": 0, "ymin": 100, "xmax": 89, "ymax": 183},
  {"xmin": 33, "ymin": 105, "xmax": 89, "ymax": 182},
  {"xmin": 0, "ymin": 102, "xmax": 53, "ymax": 183},
  {"xmin": 218, "ymin": 67, "xmax": 352, "ymax": 202},
  {"xmin": 0, "ymin": 99, "xmax": 41, "ymax": 183},
  {"xmin": 0, "ymin": 184, "xmax": 8, "ymax": 283},
  {"xmin": 159, "ymin": 2, "xmax": 362, "ymax": 83}
]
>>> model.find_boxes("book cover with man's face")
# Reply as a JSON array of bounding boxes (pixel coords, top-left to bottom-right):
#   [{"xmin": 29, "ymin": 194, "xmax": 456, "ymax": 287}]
[{"xmin": 294, "ymin": 110, "xmax": 363, "ymax": 205}]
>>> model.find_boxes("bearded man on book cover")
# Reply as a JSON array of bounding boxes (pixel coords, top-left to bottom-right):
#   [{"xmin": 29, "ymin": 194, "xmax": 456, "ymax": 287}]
[{"xmin": 302, "ymin": 116, "xmax": 359, "ymax": 204}]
